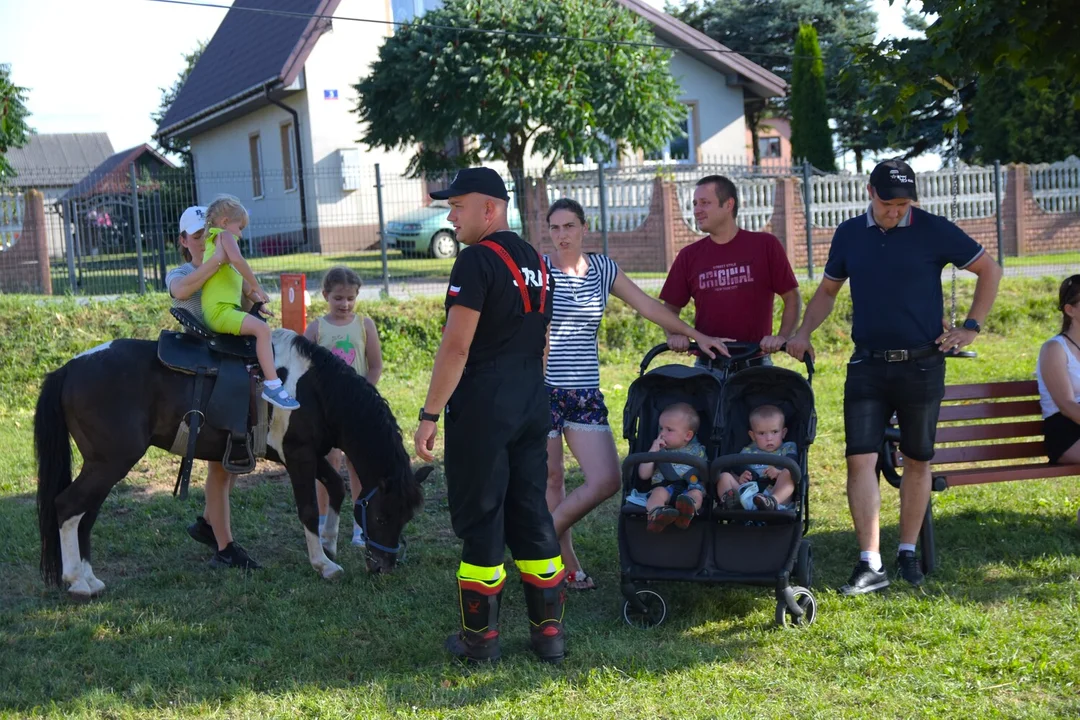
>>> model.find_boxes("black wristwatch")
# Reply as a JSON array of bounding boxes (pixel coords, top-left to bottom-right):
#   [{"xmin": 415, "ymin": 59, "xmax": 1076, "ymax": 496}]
[
  {"xmin": 962, "ymin": 318, "xmax": 981, "ymax": 334},
  {"xmin": 418, "ymin": 408, "xmax": 440, "ymax": 423}
]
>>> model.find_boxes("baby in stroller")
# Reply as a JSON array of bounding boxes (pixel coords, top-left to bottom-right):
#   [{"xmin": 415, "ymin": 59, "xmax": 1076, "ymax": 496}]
[
  {"xmin": 638, "ymin": 403, "xmax": 708, "ymax": 533},
  {"xmin": 716, "ymin": 404, "xmax": 797, "ymax": 511}
]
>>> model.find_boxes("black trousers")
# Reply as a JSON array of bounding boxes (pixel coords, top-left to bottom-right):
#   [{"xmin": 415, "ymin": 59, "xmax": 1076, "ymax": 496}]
[{"xmin": 443, "ymin": 356, "xmax": 560, "ymax": 568}]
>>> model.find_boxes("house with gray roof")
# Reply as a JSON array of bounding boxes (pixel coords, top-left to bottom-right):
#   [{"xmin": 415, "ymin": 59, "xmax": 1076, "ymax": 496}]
[{"xmin": 154, "ymin": 0, "xmax": 784, "ymax": 254}]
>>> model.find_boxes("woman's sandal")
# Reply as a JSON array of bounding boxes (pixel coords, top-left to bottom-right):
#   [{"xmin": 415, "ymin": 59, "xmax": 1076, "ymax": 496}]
[{"xmin": 567, "ymin": 569, "xmax": 598, "ymax": 591}]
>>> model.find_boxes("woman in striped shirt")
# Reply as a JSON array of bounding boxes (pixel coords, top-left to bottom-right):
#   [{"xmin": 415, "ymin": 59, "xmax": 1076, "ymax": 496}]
[{"xmin": 544, "ymin": 198, "xmax": 728, "ymax": 590}]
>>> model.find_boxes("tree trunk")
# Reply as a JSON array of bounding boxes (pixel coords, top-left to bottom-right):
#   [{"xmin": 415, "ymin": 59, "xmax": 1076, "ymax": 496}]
[
  {"xmin": 854, "ymin": 148, "xmax": 864, "ymax": 174},
  {"xmin": 507, "ymin": 137, "xmax": 530, "ymax": 244}
]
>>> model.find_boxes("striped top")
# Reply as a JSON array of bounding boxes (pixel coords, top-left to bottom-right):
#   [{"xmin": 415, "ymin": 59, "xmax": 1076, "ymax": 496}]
[
  {"xmin": 544, "ymin": 253, "xmax": 619, "ymax": 389},
  {"xmin": 166, "ymin": 262, "xmax": 205, "ymax": 323}
]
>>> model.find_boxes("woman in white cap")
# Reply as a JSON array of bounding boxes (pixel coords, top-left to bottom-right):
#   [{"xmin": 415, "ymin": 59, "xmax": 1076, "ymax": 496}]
[{"xmin": 165, "ymin": 206, "xmax": 261, "ymax": 570}]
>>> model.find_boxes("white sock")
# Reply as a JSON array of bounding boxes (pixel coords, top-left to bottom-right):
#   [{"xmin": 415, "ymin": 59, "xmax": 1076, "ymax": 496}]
[
  {"xmin": 860, "ymin": 551, "xmax": 883, "ymax": 572},
  {"xmin": 898, "ymin": 543, "xmax": 917, "ymax": 556},
  {"xmin": 265, "ymin": 378, "xmax": 282, "ymax": 390}
]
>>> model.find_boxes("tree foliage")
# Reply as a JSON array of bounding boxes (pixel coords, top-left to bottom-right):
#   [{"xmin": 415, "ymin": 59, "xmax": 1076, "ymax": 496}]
[
  {"xmin": 790, "ymin": 25, "xmax": 835, "ymax": 170},
  {"xmin": 672, "ymin": 0, "xmax": 878, "ymax": 164},
  {"xmin": 354, "ymin": 0, "xmax": 685, "ymax": 182},
  {"xmin": 971, "ymin": 70, "xmax": 1080, "ymax": 164},
  {"xmin": 0, "ymin": 64, "xmax": 32, "ymax": 182},
  {"xmin": 151, "ymin": 41, "xmax": 206, "ymax": 158}
]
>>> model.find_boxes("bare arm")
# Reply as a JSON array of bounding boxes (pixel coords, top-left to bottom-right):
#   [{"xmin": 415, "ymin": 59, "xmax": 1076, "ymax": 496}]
[
  {"xmin": 363, "ymin": 316, "xmax": 383, "ymax": 386},
  {"xmin": 1040, "ymin": 341, "xmax": 1080, "ymax": 425},
  {"xmin": 937, "ymin": 253, "xmax": 1003, "ymax": 350},
  {"xmin": 612, "ymin": 270, "xmax": 728, "ymax": 357},
  {"xmin": 215, "ymin": 231, "xmax": 264, "ymax": 296},
  {"xmin": 414, "ymin": 305, "xmax": 480, "ymax": 461},
  {"xmin": 786, "ymin": 277, "xmax": 845, "ymax": 361},
  {"xmin": 776, "ymin": 288, "xmax": 802, "ymax": 339},
  {"xmin": 169, "ymin": 248, "xmax": 225, "ymax": 300},
  {"xmin": 303, "ymin": 318, "xmax": 319, "ymax": 343}
]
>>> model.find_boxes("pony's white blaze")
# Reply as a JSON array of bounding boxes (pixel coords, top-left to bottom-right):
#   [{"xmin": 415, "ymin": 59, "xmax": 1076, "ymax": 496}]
[
  {"xmin": 59, "ymin": 513, "xmax": 95, "ymax": 596},
  {"xmin": 304, "ymin": 527, "xmax": 343, "ymax": 579},
  {"xmin": 266, "ymin": 329, "xmax": 311, "ymax": 465},
  {"xmin": 74, "ymin": 341, "xmax": 112, "ymax": 360}
]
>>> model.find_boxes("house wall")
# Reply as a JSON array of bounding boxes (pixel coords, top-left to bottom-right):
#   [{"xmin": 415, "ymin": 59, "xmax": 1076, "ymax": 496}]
[
  {"xmin": 301, "ymin": 0, "xmax": 426, "ymax": 252},
  {"xmin": 189, "ymin": 96, "xmax": 310, "ymax": 254},
  {"xmin": 667, "ymin": 50, "xmax": 749, "ymax": 161}
]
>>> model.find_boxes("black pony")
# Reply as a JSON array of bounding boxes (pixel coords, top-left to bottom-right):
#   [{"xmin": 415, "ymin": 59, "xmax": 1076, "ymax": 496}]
[{"xmin": 35, "ymin": 329, "xmax": 430, "ymax": 598}]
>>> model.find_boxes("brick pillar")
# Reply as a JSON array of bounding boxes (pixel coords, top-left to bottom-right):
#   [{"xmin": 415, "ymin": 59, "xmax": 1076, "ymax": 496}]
[
  {"xmin": 1010, "ymin": 164, "xmax": 1028, "ymax": 256},
  {"xmin": 28, "ymin": 190, "xmax": 52, "ymax": 294},
  {"xmin": 523, "ymin": 176, "xmax": 550, "ymax": 251},
  {"xmin": 771, "ymin": 178, "xmax": 798, "ymax": 270},
  {"xmin": 0, "ymin": 189, "xmax": 50, "ymax": 294},
  {"xmin": 659, "ymin": 178, "xmax": 678, "ymax": 269}
]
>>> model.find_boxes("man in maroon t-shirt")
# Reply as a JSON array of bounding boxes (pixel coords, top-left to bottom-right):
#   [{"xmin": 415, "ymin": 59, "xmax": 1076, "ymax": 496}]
[{"xmin": 660, "ymin": 175, "xmax": 800, "ymax": 355}]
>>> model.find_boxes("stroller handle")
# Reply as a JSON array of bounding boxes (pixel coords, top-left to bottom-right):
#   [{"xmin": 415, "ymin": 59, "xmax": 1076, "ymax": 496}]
[
  {"xmin": 638, "ymin": 341, "xmax": 815, "ymax": 381},
  {"xmin": 710, "ymin": 453, "xmax": 803, "ymax": 486},
  {"xmin": 621, "ymin": 452, "xmax": 710, "ymax": 491},
  {"xmin": 638, "ymin": 341, "xmax": 761, "ymax": 376}
]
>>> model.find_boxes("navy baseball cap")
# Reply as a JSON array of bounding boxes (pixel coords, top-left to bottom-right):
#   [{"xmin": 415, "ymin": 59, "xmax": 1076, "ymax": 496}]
[
  {"xmin": 429, "ymin": 167, "xmax": 510, "ymax": 202},
  {"xmin": 870, "ymin": 159, "xmax": 918, "ymax": 201}
]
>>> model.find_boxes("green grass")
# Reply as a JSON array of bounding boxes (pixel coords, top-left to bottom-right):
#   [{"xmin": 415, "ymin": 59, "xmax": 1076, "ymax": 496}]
[{"xmin": 2, "ymin": 279, "xmax": 1080, "ymax": 718}]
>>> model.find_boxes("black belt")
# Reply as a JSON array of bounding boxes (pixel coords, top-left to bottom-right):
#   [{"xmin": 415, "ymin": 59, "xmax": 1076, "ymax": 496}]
[
  {"xmin": 859, "ymin": 345, "xmax": 941, "ymax": 363},
  {"xmin": 462, "ymin": 355, "xmax": 542, "ymax": 376}
]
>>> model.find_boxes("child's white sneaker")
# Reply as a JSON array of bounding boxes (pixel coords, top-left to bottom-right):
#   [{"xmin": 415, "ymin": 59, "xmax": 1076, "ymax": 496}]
[{"xmin": 351, "ymin": 524, "xmax": 365, "ymax": 548}]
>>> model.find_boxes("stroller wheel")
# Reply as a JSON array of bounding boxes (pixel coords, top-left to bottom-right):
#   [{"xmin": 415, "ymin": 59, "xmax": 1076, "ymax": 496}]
[
  {"xmin": 622, "ymin": 589, "xmax": 667, "ymax": 628},
  {"xmin": 775, "ymin": 586, "xmax": 816, "ymax": 628}
]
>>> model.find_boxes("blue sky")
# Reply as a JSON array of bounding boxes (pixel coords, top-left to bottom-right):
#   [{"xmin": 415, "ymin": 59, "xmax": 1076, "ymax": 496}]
[{"xmin": 0, "ymin": 0, "xmax": 929, "ymax": 169}]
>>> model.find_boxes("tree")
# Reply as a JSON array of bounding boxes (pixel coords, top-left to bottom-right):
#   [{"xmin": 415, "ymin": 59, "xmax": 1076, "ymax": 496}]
[
  {"xmin": 151, "ymin": 41, "xmax": 206, "ymax": 158},
  {"xmin": 672, "ymin": 0, "xmax": 879, "ymax": 164},
  {"xmin": 354, "ymin": 0, "xmax": 685, "ymax": 233},
  {"xmin": 971, "ymin": 69, "xmax": 1080, "ymax": 164},
  {"xmin": 790, "ymin": 25, "xmax": 835, "ymax": 170},
  {"xmin": 858, "ymin": 0, "xmax": 1079, "ymax": 161},
  {"xmin": 0, "ymin": 64, "xmax": 32, "ymax": 182}
]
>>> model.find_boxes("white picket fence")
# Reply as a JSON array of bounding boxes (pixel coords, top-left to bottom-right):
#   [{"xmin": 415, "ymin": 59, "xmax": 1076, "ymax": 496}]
[
  {"xmin": 808, "ymin": 164, "xmax": 1006, "ymax": 228},
  {"xmin": 1030, "ymin": 156, "xmax": 1080, "ymax": 214},
  {"xmin": 0, "ymin": 191, "xmax": 23, "ymax": 250}
]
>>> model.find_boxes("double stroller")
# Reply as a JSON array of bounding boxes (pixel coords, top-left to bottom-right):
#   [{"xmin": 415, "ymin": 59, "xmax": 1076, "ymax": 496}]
[{"xmin": 618, "ymin": 342, "xmax": 817, "ymax": 628}]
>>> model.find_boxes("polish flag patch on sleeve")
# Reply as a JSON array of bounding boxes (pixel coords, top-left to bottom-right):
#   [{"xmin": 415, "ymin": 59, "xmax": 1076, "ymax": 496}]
[{"xmin": 448, "ymin": 285, "xmax": 461, "ymax": 297}]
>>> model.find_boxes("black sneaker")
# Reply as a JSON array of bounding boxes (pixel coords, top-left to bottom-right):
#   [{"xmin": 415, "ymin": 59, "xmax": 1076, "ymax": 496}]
[
  {"xmin": 209, "ymin": 542, "xmax": 262, "ymax": 570},
  {"xmin": 895, "ymin": 550, "xmax": 925, "ymax": 587},
  {"xmin": 839, "ymin": 560, "xmax": 890, "ymax": 596},
  {"xmin": 187, "ymin": 516, "xmax": 216, "ymax": 548}
]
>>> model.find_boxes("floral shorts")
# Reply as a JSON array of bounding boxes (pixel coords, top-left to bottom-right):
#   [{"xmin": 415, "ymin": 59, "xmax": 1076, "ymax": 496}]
[{"xmin": 548, "ymin": 387, "xmax": 610, "ymax": 439}]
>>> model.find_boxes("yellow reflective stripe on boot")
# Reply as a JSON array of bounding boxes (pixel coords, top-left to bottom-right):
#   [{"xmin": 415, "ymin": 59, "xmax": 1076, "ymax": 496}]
[
  {"xmin": 457, "ymin": 561, "xmax": 506, "ymax": 586},
  {"xmin": 515, "ymin": 556, "xmax": 566, "ymax": 584}
]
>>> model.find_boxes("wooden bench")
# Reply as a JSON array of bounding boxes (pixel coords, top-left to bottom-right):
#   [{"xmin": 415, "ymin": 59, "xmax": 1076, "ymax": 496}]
[{"xmin": 880, "ymin": 380, "xmax": 1080, "ymax": 574}]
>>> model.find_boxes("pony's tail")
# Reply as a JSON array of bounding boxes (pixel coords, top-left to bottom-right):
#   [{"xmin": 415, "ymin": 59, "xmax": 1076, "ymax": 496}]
[{"xmin": 35, "ymin": 364, "xmax": 71, "ymax": 586}]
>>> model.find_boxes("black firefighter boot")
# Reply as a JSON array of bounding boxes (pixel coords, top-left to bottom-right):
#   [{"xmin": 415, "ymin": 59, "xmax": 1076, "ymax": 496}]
[
  {"xmin": 445, "ymin": 579, "xmax": 503, "ymax": 663},
  {"xmin": 522, "ymin": 573, "xmax": 568, "ymax": 664}
]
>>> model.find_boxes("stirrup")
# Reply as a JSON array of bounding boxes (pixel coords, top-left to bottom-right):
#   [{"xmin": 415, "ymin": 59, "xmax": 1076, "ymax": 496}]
[{"xmin": 222, "ymin": 433, "xmax": 256, "ymax": 474}]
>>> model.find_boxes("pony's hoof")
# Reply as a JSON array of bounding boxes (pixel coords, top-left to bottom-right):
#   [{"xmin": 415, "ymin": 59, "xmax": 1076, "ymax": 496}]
[
  {"xmin": 319, "ymin": 561, "xmax": 344, "ymax": 580},
  {"xmin": 67, "ymin": 579, "xmax": 95, "ymax": 601},
  {"xmin": 86, "ymin": 576, "xmax": 106, "ymax": 596}
]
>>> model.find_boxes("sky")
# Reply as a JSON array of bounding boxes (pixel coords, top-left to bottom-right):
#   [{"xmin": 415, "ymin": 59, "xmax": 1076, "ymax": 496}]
[{"xmin": 0, "ymin": 0, "xmax": 932, "ymax": 170}]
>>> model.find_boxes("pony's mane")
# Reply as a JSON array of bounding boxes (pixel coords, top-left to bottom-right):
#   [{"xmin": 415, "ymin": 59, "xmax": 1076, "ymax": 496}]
[{"xmin": 289, "ymin": 334, "xmax": 423, "ymax": 515}]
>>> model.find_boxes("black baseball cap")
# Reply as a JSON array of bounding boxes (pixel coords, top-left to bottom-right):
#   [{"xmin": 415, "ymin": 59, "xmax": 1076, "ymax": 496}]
[
  {"xmin": 870, "ymin": 159, "xmax": 918, "ymax": 201},
  {"xmin": 429, "ymin": 167, "xmax": 510, "ymax": 202}
]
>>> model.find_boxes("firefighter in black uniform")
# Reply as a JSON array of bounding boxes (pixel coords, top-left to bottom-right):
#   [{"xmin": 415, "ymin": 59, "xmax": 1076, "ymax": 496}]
[{"xmin": 414, "ymin": 167, "xmax": 566, "ymax": 664}]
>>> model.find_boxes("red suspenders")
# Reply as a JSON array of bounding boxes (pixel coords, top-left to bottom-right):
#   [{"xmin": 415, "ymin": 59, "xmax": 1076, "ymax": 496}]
[{"xmin": 478, "ymin": 239, "xmax": 548, "ymax": 314}]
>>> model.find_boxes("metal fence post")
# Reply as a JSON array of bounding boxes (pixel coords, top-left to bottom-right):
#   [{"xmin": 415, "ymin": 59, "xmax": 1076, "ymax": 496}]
[
  {"xmin": 597, "ymin": 162, "xmax": 609, "ymax": 255},
  {"xmin": 375, "ymin": 163, "xmax": 390, "ymax": 298},
  {"xmin": 994, "ymin": 159, "xmax": 1005, "ymax": 268},
  {"xmin": 802, "ymin": 161, "xmax": 814, "ymax": 280},
  {"xmin": 130, "ymin": 164, "xmax": 146, "ymax": 294},
  {"xmin": 62, "ymin": 200, "xmax": 77, "ymax": 292}
]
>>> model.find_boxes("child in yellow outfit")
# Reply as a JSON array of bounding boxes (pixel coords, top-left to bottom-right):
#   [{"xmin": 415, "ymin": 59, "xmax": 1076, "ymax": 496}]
[
  {"xmin": 200, "ymin": 195, "xmax": 299, "ymax": 410},
  {"xmin": 304, "ymin": 266, "xmax": 383, "ymax": 547}
]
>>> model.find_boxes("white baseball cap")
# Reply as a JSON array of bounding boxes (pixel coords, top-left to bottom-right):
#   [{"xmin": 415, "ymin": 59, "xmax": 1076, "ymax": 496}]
[{"xmin": 179, "ymin": 206, "xmax": 208, "ymax": 236}]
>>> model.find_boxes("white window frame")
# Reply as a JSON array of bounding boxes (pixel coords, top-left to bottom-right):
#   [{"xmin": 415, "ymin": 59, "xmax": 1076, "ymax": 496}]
[
  {"xmin": 645, "ymin": 103, "xmax": 696, "ymax": 165},
  {"xmin": 249, "ymin": 132, "xmax": 264, "ymax": 200},
  {"xmin": 759, "ymin": 135, "xmax": 782, "ymax": 159},
  {"xmin": 280, "ymin": 122, "xmax": 296, "ymax": 192}
]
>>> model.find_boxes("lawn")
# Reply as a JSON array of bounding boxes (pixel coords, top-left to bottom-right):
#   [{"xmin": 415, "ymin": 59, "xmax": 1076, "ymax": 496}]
[{"xmin": 1, "ymin": 279, "xmax": 1079, "ymax": 719}]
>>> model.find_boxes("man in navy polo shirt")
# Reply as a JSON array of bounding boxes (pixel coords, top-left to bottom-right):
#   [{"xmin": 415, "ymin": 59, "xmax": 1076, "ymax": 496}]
[{"xmin": 787, "ymin": 159, "xmax": 1002, "ymax": 595}]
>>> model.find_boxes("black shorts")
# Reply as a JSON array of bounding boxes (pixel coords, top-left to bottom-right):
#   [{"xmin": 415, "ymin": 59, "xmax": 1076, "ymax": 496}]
[
  {"xmin": 1044, "ymin": 412, "xmax": 1080, "ymax": 464},
  {"xmin": 843, "ymin": 352, "xmax": 946, "ymax": 462}
]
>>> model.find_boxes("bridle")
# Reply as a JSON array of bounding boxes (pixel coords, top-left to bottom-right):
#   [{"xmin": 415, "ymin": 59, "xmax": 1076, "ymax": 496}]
[{"xmin": 354, "ymin": 486, "xmax": 405, "ymax": 557}]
